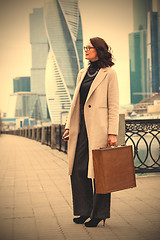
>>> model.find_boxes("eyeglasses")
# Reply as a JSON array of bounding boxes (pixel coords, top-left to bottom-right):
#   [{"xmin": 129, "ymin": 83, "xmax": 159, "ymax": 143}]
[{"xmin": 83, "ymin": 46, "xmax": 95, "ymax": 51}]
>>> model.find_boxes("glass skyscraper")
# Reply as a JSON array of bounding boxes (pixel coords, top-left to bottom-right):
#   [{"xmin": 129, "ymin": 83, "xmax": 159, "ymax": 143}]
[
  {"xmin": 129, "ymin": 0, "xmax": 160, "ymax": 104},
  {"xmin": 30, "ymin": 8, "xmax": 49, "ymax": 121},
  {"xmin": 158, "ymin": 1, "xmax": 160, "ymax": 86},
  {"xmin": 7, "ymin": 92, "xmax": 42, "ymax": 120},
  {"xmin": 129, "ymin": 30, "xmax": 148, "ymax": 104},
  {"xmin": 13, "ymin": 77, "xmax": 30, "ymax": 93},
  {"xmin": 7, "ymin": 76, "xmax": 42, "ymax": 120},
  {"xmin": 44, "ymin": 0, "xmax": 83, "ymax": 124}
]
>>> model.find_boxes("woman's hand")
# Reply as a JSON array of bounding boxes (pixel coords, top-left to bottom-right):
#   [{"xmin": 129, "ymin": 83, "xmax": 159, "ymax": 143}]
[
  {"xmin": 62, "ymin": 129, "xmax": 69, "ymax": 141},
  {"xmin": 108, "ymin": 134, "xmax": 117, "ymax": 146}
]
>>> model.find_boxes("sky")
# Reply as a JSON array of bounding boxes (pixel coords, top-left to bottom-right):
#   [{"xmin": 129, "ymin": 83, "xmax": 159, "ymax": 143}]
[{"xmin": 0, "ymin": 0, "xmax": 133, "ymax": 115}]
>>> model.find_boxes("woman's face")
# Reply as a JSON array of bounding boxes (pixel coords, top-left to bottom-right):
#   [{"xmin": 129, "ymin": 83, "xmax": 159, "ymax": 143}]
[{"xmin": 84, "ymin": 41, "xmax": 98, "ymax": 62}]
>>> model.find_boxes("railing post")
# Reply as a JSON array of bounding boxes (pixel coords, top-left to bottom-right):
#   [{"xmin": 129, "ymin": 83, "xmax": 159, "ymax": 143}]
[
  {"xmin": 117, "ymin": 114, "xmax": 125, "ymax": 146},
  {"xmin": 36, "ymin": 128, "xmax": 39, "ymax": 141},
  {"xmin": 61, "ymin": 125, "xmax": 67, "ymax": 153},
  {"xmin": 39, "ymin": 127, "xmax": 42, "ymax": 142},
  {"xmin": 32, "ymin": 128, "xmax": 34, "ymax": 140},
  {"xmin": 41, "ymin": 127, "xmax": 46, "ymax": 144},
  {"xmin": 59, "ymin": 124, "xmax": 62, "ymax": 151},
  {"xmin": 34, "ymin": 128, "xmax": 36, "ymax": 140},
  {"xmin": 51, "ymin": 124, "xmax": 56, "ymax": 149},
  {"xmin": 27, "ymin": 128, "xmax": 29, "ymax": 138},
  {"xmin": 46, "ymin": 127, "xmax": 49, "ymax": 145},
  {"xmin": 25, "ymin": 128, "xmax": 27, "ymax": 138},
  {"xmin": 28, "ymin": 128, "xmax": 31, "ymax": 138}
]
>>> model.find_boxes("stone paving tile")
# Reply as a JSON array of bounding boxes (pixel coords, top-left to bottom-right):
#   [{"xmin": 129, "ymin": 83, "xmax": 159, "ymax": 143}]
[
  {"xmin": 13, "ymin": 218, "xmax": 38, "ymax": 240},
  {"xmin": 0, "ymin": 196, "xmax": 15, "ymax": 208},
  {"xmin": 36, "ymin": 218, "xmax": 66, "ymax": 240},
  {"xmin": 84, "ymin": 224, "xmax": 119, "ymax": 240},
  {"xmin": 13, "ymin": 206, "xmax": 34, "ymax": 219},
  {"xmin": 144, "ymin": 213, "xmax": 160, "ymax": 222},
  {"xmin": 0, "ymin": 207, "xmax": 14, "ymax": 221},
  {"xmin": 33, "ymin": 206, "xmax": 55, "ymax": 218},
  {"xmin": 0, "ymin": 218, "xmax": 13, "ymax": 240},
  {"xmin": 0, "ymin": 135, "xmax": 160, "ymax": 240}
]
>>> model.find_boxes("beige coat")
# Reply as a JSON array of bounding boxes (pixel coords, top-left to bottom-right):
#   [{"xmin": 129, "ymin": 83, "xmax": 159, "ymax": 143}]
[{"xmin": 65, "ymin": 66, "xmax": 119, "ymax": 179}]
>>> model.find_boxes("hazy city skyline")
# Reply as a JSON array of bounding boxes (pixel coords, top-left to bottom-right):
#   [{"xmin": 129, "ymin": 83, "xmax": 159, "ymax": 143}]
[{"xmin": 0, "ymin": 0, "xmax": 133, "ymax": 114}]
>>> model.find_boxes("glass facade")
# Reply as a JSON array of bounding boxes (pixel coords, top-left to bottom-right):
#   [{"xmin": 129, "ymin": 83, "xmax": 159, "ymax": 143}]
[
  {"xmin": 129, "ymin": 31, "xmax": 148, "ymax": 104},
  {"xmin": 30, "ymin": 8, "xmax": 49, "ymax": 121},
  {"xmin": 7, "ymin": 92, "xmax": 42, "ymax": 120},
  {"xmin": 151, "ymin": 12, "xmax": 159, "ymax": 93},
  {"xmin": 44, "ymin": 0, "xmax": 83, "ymax": 124},
  {"xmin": 158, "ymin": 1, "xmax": 160, "ymax": 90},
  {"xmin": 129, "ymin": 0, "xmax": 160, "ymax": 104},
  {"xmin": 13, "ymin": 77, "xmax": 30, "ymax": 93},
  {"xmin": 133, "ymin": 0, "xmax": 152, "ymax": 31}
]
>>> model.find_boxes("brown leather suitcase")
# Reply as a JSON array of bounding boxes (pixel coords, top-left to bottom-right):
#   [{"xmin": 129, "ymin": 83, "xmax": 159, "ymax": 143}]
[{"xmin": 92, "ymin": 145, "xmax": 136, "ymax": 194}]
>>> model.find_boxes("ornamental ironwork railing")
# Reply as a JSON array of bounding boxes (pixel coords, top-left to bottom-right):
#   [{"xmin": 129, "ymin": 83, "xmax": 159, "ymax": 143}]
[
  {"xmin": 125, "ymin": 119, "xmax": 160, "ymax": 173},
  {"xmin": 3, "ymin": 118, "xmax": 160, "ymax": 173}
]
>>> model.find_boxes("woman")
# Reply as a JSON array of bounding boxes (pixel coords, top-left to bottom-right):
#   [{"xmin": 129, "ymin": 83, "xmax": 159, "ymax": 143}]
[{"xmin": 62, "ymin": 37, "xmax": 119, "ymax": 227}]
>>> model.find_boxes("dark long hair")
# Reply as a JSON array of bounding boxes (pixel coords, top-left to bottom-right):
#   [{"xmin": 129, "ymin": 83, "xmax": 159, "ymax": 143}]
[{"xmin": 90, "ymin": 37, "xmax": 114, "ymax": 68}]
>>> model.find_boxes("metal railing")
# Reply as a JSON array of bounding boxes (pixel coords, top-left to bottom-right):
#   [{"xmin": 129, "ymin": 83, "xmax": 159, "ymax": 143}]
[
  {"xmin": 45, "ymin": 126, "xmax": 51, "ymax": 146},
  {"xmin": 125, "ymin": 119, "xmax": 160, "ymax": 173},
  {"xmin": 54, "ymin": 125, "xmax": 67, "ymax": 153},
  {"xmin": 3, "ymin": 119, "xmax": 160, "ymax": 173}
]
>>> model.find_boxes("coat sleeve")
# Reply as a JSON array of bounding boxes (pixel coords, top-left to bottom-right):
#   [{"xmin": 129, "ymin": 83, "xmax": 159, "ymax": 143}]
[
  {"xmin": 65, "ymin": 69, "xmax": 83, "ymax": 130},
  {"xmin": 107, "ymin": 69, "xmax": 119, "ymax": 135}
]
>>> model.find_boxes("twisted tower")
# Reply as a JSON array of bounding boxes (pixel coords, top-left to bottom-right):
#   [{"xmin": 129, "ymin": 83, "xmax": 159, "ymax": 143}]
[{"xmin": 44, "ymin": 0, "xmax": 83, "ymax": 123}]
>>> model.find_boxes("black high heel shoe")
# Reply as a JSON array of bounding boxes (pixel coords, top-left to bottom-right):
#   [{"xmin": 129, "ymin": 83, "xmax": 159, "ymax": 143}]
[
  {"xmin": 73, "ymin": 216, "xmax": 90, "ymax": 224},
  {"xmin": 84, "ymin": 218, "xmax": 106, "ymax": 227}
]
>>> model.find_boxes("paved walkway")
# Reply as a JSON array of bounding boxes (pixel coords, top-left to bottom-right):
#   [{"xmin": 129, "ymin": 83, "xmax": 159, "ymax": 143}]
[{"xmin": 0, "ymin": 135, "xmax": 160, "ymax": 240}]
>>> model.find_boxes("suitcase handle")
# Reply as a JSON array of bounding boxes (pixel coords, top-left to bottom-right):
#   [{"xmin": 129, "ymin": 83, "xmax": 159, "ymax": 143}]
[{"xmin": 100, "ymin": 144, "xmax": 126, "ymax": 149}]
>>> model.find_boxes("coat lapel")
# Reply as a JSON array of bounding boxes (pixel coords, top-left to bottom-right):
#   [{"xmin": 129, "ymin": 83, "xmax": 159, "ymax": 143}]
[
  {"xmin": 71, "ymin": 66, "xmax": 109, "ymax": 110},
  {"xmin": 85, "ymin": 67, "xmax": 108, "ymax": 103}
]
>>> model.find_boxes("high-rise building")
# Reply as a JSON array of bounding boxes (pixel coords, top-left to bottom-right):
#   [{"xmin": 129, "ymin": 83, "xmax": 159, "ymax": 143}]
[
  {"xmin": 158, "ymin": 1, "xmax": 160, "ymax": 86},
  {"xmin": 129, "ymin": 0, "xmax": 160, "ymax": 104},
  {"xmin": 129, "ymin": 30, "xmax": 148, "ymax": 104},
  {"xmin": 30, "ymin": 8, "xmax": 49, "ymax": 121},
  {"xmin": 150, "ymin": 11, "xmax": 159, "ymax": 93},
  {"xmin": 7, "ymin": 92, "xmax": 41, "ymax": 119},
  {"xmin": 158, "ymin": 1, "xmax": 160, "ymax": 88},
  {"xmin": 13, "ymin": 77, "xmax": 30, "ymax": 93},
  {"xmin": 44, "ymin": 0, "xmax": 83, "ymax": 124},
  {"xmin": 7, "ymin": 76, "xmax": 41, "ymax": 120}
]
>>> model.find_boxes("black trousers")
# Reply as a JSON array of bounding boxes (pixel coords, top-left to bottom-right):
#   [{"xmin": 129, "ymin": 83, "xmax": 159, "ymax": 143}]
[{"xmin": 70, "ymin": 113, "xmax": 111, "ymax": 219}]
